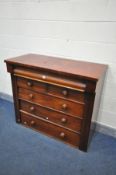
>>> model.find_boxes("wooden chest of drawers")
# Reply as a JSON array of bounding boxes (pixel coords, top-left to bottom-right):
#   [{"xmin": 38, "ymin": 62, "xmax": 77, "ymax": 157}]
[{"xmin": 5, "ymin": 54, "xmax": 107, "ymax": 151}]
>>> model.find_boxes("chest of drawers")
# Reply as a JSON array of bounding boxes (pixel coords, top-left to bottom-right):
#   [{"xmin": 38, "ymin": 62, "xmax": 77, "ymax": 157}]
[{"xmin": 5, "ymin": 54, "xmax": 107, "ymax": 151}]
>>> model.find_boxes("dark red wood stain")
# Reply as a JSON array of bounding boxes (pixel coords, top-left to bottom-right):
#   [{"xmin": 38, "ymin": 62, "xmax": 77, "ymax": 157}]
[{"xmin": 5, "ymin": 54, "xmax": 107, "ymax": 151}]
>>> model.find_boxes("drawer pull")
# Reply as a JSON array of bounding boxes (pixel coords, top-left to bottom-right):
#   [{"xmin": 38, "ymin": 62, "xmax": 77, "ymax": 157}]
[
  {"xmin": 61, "ymin": 118, "xmax": 67, "ymax": 123},
  {"xmin": 24, "ymin": 121, "xmax": 27, "ymax": 125},
  {"xmin": 62, "ymin": 104, "xmax": 68, "ymax": 110},
  {"xmin": 30, "ymin": 106, "xmax": 35, "ymax": 112},
  {"xmin": 60, "ymin": 132, "xmax": 65, "ymax": 138},
  {"xmin": 30, "ymin": 120, "xmax": 35, "ymax": 126},
  {"xmin": 29, "ymin": 94, "xmax": 33, "ymax": 99},
  {"xmin": 42, "ymin": 75, "xmax": 47, "ymax": 80},
  {"xmin": 27, "ymin": 81, "xmax": 33, "ymax": 87},
  {"xmin": 46, "ymin": 117, "xmax": 49, "ymax": 120},
  {"xmin": 62, "ymin": 90, "xmax": 68, "ymax": 96}
]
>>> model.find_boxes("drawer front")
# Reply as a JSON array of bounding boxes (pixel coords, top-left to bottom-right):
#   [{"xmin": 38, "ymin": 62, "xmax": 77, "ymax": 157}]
[
  {"xmin": 48, "ymin": 84, "xmax": 84, "ymax": 103},
  {"xmin": 19, "ymin": 100, "xmax": 82, "ymax": 132},
  {"xmin": 15, "ymin": 68, "xmax": 86, "ymax": 92},
  {"xmin": 17, "ymin": 77, "xmax": 47, "ymax": 94},
  {"xmin": 18, "ymin": 88, "xmax": 84, "ymax": 118},
  {"xmin": 17, "ymin": 77, "xmax": 85, "ymax": 103},
  {"xmin": 20, "ymin": 112, "xmax": 80, "ymax": 147}
]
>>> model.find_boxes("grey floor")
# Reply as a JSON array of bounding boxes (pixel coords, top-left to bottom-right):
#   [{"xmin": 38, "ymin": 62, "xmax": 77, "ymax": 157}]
[{"xmin": 0, "ymin": 98, "xmax": 116, "ymax": 175}]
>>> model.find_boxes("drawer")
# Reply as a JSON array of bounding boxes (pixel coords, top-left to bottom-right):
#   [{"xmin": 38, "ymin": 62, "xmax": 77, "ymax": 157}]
[
  {"xmin": 17, "ymin": 77, "xmax": 47, "ymax": 94},
  {"xmin": 20, "ymin": 112, "xmax": 80, "ymax": 147},
  {"xmin": 19, "ymin": 100, "xmax": 82, "ymax": 132},
  {"xmin": 14, "ymin": 68, "xmax": 86, "ymax": 92},
  {"xmin": 17, "ymin": 77, "xmax": 85, "ymax": 103},
  {"xmin": 48, "ymin": 84, "xmax": 84, "ymax": 103},
  {"xmin": 18, "ymin": 88, "xmax": 84, "ymax": 118}
]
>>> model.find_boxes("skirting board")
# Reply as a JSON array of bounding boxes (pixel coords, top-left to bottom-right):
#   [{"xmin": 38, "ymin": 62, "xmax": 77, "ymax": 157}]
[
  {"xmin": 0, "ymin": 93, "xmax": 13, "ymax": 102},
  {"xmin": 0, "ymin": 92, "xmax": 116, "ymax": 138}
]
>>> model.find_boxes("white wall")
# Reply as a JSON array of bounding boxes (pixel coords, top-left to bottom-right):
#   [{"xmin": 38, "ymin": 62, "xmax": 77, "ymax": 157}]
[{"xmin": 0, "ymin": 0, "xmax": 116, "ymax": 129}]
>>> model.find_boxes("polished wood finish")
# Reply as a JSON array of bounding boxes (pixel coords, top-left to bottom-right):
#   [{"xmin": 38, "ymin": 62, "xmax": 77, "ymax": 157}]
[
  {"xmin": 19, "ymin": 100, "xmax": 82, "ymax": 132},
  {"xmin": 17, "ymin": 77, "xmax": 85, "ymax": 103},
  {"xmin": 14, "ymin": 68, "xmax": 86, "ymax": 92},
  {"xmin": 18, "ymin": 87, "xmax": 84, "ymax": 118},
  {"xmin": 5, "ymin": 54, "xmax": 106, "ymax": 81},
  {"xmin": 20, "ymin": 112, "xmax": 80, "ymax": 147},
  {"xmin": 5, "ymin": 54, "xmax": 107, "ymax": 151}
]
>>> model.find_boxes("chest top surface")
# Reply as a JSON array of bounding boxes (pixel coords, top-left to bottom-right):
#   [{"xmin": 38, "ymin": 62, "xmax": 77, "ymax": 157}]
[{"xmin": 5, "ymin": 54, "xmax": 107, "ymax": 81}]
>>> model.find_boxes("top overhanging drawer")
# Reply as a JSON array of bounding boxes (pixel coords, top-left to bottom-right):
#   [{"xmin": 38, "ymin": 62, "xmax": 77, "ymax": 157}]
[{"xmin": 13, "ymin": 68, "xmax": 86, "ymax": 92}]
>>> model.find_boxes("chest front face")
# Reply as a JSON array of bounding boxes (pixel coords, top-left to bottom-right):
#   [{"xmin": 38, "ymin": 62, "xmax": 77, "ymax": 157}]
[{"xmin": 5, "ymin": 54, "xmax": 107, "ymax": 151}]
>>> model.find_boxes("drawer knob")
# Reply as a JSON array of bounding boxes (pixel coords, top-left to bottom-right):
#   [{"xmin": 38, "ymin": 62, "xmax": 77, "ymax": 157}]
[
  {"xmin": 24, "ymin": 121, "xmax": 27, "ymax": 125},
  {"xmin": 46, "ymin": 117, "xmax": 49, "ymax": 120},
  {"xmin": 62, "ymin": 104, "xmax": 68, "ymax": 110},
  {"xmin": 42, "ymin": 75, "xmax": 47, "ymax": 80},
  {"xmin": 30, "ymin": 106, "xmax": 35, "ymax": 112},
  {"xmin": 62, "ymin": 90, "xmax": 68, "ymax": 96},
  {"xmin": 61, "ymin": 118, "xmax": 67, "ymax": 123},
  {"xmin": 27, "ymin": 81, "xmax": 33, "ymax": 87},
  {"xmin": 30, "ymin": 120, "xmax": 35, "ymax": 126},
  {"xmin": 29, "ymin": 94, "xmax": 33, "ymax": 99},
  {"xmin": 60, "ymin": 132, "xmax": 65, "ymax": 138}
]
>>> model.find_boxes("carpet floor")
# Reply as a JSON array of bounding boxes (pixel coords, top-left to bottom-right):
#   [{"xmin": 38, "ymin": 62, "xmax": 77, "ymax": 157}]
[{"xmin": 0, "ymin": 98, "xmax": 116, "ymax": 175}]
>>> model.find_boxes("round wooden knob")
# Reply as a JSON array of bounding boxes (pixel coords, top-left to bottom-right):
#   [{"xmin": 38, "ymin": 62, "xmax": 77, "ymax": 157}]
[
  {"xmin": 61, "ymin": 118, "xmax": 67, "ymax": 123},
  {"xmin": 30, "ymin": 106, "xmax": 35, "ymax": 112},
  {"xmin": 27, "ymin": 81, "xmax": 33, "ymax": 87},
  {"xmin": 30, "ymin": 120, "xmax": 35, "ymax": 126},
  {"xmin": 24, "ymin": 121, "xmax": 27, "ymax": 125},
  {"xmin": 42, "ymin": 75, "xmax": 47, "ymax": 80},
  {"xmin": 29, "ymin": 94, "xmax": 33, "ymax": 99},
  {"xmin": 60, "ymin": 132, "xmax": 65, "ymax": 138},
  {"xmin": 62, "ymin": 104, "xmax": 67, "ymax": 110},
  {"xmin": 62, "ymin": 90, "xmax": 68, "ymax": 96}
]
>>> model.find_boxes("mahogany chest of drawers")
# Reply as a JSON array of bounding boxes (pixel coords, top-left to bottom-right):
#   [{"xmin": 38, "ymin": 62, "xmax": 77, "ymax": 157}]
[{"xmin": 5, "ymin": 54, "xmax": 107, "ymax": 151}]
